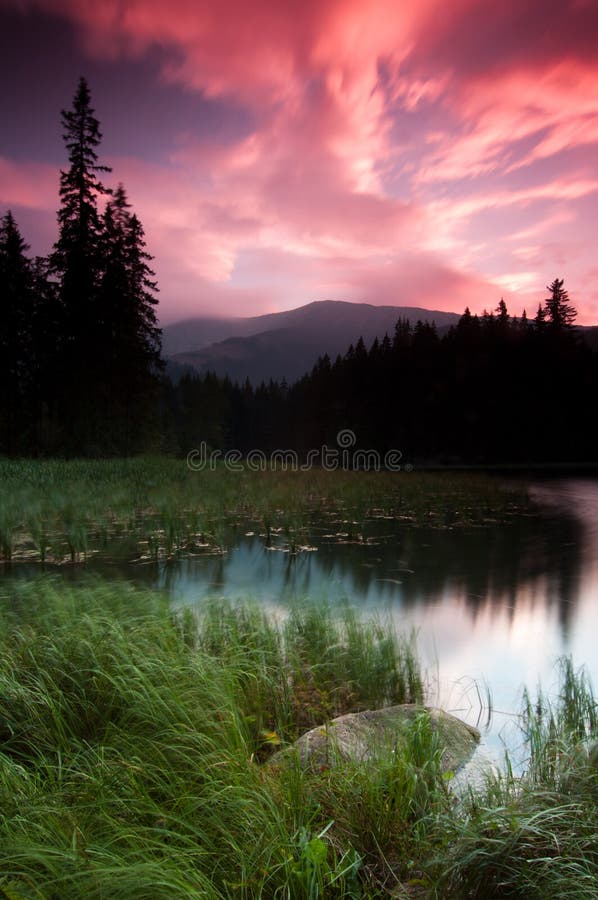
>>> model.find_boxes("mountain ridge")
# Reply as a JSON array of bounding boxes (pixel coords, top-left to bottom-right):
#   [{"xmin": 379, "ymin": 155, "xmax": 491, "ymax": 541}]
[{"xmin": 163, "ymin": 300, "xmax": 462, "ymax": 383}]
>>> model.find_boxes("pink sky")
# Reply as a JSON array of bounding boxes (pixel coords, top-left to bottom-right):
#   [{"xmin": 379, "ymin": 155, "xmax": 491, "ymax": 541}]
[{"xmin": 2, "ymin": 0, "xmax": 598, "ymax": 323}]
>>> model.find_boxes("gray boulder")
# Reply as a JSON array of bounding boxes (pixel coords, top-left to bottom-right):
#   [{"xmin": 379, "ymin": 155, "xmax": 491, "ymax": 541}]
[{"xmin": 271, "ymin": 704, "xmax": 480, "ymax": 775}]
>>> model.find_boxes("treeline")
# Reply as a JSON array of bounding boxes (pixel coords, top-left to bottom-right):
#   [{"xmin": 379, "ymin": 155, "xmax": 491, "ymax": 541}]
[
  {"xmin": 0, "ymin": 79, "xmax": 162, "ymax": 456},
  {"xmin": 166, "ymin": 286, "xmax": 598, "ymax": 465},
  {"xmin": 2, "ymin": 79, "xmax": 597, "ymax": 464}
]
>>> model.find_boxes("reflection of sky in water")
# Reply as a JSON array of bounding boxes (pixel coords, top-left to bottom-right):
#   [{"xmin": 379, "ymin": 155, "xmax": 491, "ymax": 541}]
[
  {"xmin": 155, "ymin": 479, "xmax": 598, "ymax": 762},
  {"xmin": 8, "ymin": 480, "xmax": 595, "ymax": 765}
]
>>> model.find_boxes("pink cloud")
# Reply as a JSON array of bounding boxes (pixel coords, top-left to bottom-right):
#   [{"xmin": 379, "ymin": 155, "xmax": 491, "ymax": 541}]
[
  {"xmin": 0, "ymin": 158, "xmax": 57, "ymax": 209},
  {"xmin": 415, "ymin": 61, "xmax": 598, "ymax": 185},
  {"xmin": 341, "ymin": 253, "xmax": 502, "ymax": 313},
  {"xmin": 7, "ymin": 0, "xmax": 598, "ymax": 325}
]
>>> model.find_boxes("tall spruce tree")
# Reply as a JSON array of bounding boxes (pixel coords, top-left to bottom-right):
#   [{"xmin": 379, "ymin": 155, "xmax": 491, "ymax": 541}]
[
  {"xmin": 534, "ymin": 303, "xmax": 547, "ymax": 330},
  {"xmin": 99, "ymin": 184, "xmax": 163, "ymax": 451},
  {"xmin": 51, "ymin": 77, "xmax": 112, "ymax": 451},
  {"xmin": 0, "ymin": 212, "xmax": 63, "ymax": 454},
  {"xmin": 0, "ymin": 211, "xmax": 36, "ymax": 453},
  {"xmin": 496, "ymin": 298, "xmax": 509, "ymax": 328},
  {"xmin": 30, "ymin": 253, "xmax": 62, "ymax": 452},
  {"xmin": 544, "ymin": 278, "xmax": 577, "ymax": 330}
]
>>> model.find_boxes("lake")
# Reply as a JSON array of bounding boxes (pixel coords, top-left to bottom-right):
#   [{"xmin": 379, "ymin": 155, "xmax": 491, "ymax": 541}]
[
  {"xmin": 5, "ymin": 476, "xmax": 598, "ymax": 766},
  {"xmin": 70, "ymin": 476, "xmax": 587, "ymax": 768}
]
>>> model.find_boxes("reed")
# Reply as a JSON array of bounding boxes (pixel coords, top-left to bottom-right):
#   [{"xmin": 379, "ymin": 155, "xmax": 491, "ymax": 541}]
[
  {"xmin": 436, "ymin": 658, "xmax": 598, "ymax": 899},
  {"xmin": 0, "ymin": 458, "xmax": 531, "ymax": 566},
  {"xmin": 0, "ymin": 577, "xmax": 595, "ymax": 897}
]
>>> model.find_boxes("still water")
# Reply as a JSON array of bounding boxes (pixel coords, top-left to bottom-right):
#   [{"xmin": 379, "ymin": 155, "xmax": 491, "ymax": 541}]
[
  {"xmin": 146, "ymin": 478, "xmax": 598, "ymax": 762},
  {"xmin": 7, "ymin": 478, "xmax": 598, "ymax": 763}
]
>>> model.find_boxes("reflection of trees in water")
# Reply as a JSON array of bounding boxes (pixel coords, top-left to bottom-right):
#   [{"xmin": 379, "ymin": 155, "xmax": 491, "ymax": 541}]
[
  {"xmin": 127, "ymin": 510, "xmax": 585, "ymax": 629},
  {"xmin": 527, "ymin": 481, "xmax": 598, "ymax": 639},
  {"xmin": 143, "ymin": 510, "xmax": 587, "ymax": 634},
  {"xmin": 6, "ymin": 506, "xmax": 585, "ymax": 637},
  {"xmin": 297, "ymin": 512, "xmax": 586, "ymax": 631},
  {"xmin": 538, "ymin": 532, "xmax": 584, "ymax": 640}
]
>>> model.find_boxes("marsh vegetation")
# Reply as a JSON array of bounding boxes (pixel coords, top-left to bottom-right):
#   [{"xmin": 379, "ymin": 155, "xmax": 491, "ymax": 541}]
[
  {"xmin": 1, "ymin": 464, "xmax": 596, "ymax": 896},
  {"xmin": 0, "ymin": 458, "xmax": 529, "ymax": 565}
]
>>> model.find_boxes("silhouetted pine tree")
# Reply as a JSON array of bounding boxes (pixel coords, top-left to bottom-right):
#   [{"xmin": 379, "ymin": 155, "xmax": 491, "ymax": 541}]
[
  {"xmin": 30, "ymin": 254, "xmax": 62, "ymax": 452},
  {"xmin": 455, "ymin": 306, "xmax": 480, "ymax": 340},
  {"xmin": 50, "ymin": 77, "xmax": 112, "ymax": 451},
  {"xmin": 496, "ymin": 298, "xmax": 508, "ymax": 321},
  {"xmin": 0, "ymin": 211, "xmax": 36, "ymax": 452},
  {"xmin": 544, "ymin": 278, "xmax": 577, "ymax": 330},
  {"xmin": 99, "ymin": 184, "xmax": 163, "ymax": 451},
  {"xmin": 392, "ymin": 317, "xmax": 412, "ymax": 352},
  {"xmin": 534, "ymin": 303, "xmax": 547, "ymax": 330}
]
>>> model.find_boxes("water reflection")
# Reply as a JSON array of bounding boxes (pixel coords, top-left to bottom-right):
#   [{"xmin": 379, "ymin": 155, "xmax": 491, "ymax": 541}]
[
  {"xmin": 150, "ymin": 495, "xmax": 586, "ymax": 627},
  {"xmin": 147, "ymin": 480, "xmax": 598, "ymax": 757},
  {"xmin": 4, "ymin": 479, "xmax": 598, "ymax": 759}
]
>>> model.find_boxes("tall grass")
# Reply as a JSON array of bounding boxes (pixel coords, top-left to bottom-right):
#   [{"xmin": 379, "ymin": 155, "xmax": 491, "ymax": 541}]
[
  {"xmin": 1, "ymin": 577, "xmax": 593, "ymax": 897},
  {"xmin": 0, "ymin": 578, "xmax": 422, "ymax": 897},
  {"xmin": 436, "ymin": 658, "xmax": 598, "ymax": 899}
]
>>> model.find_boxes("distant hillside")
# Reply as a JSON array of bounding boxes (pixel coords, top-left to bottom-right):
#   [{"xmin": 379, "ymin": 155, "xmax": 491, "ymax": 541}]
[
  {"xmin": 162, "ymin": 316, "xmax": 250, "ymax": 356},
  {"xmin": 164, "ymin": 300, "xmax": 461, "ymax": 383},
  {"xmin": 582, "ymin": 325, "xmax": 598, "ymax": 350}
]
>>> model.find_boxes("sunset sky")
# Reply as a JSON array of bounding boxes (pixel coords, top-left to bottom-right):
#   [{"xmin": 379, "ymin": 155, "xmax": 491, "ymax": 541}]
[{"xmin": 2, "ymin": 0, "xmax": 598, "ymax": 324}]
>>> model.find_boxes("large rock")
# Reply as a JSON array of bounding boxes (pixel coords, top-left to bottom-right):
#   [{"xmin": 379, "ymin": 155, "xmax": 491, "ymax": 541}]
[{"xmin": 271, "ymin": 705, "xmax": 480, "ymax": 775}]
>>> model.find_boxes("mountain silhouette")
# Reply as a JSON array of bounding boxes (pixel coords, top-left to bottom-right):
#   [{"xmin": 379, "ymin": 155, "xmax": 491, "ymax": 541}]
[{"xmin": 163, "ymin": 300, "xmax": 461, "ymax": 383}]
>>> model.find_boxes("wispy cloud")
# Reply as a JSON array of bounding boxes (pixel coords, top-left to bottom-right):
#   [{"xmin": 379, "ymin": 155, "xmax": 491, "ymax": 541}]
[{"xmin": 3, "ymin": 0, "xmax": 598, "ymax": 322}]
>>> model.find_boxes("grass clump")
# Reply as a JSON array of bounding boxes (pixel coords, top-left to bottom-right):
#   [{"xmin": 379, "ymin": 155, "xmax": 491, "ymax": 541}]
[
  {"xmin": 1, "ymin": 578, "xmax": 595, "ymax": 898},
  {"xmin": 0, "ymin": 578, "xmax": 421, "ymax": 897},
  {"xmin": 196, "ymin": 601, "xmax": 421, "ymax": 749},
  {"xmin": 308, "ymin": 710, "xmax": 453, "ymax": 895},
  {"xmin": 436, "ymin": 658, "xmax": 598, "ymax": 899}
]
